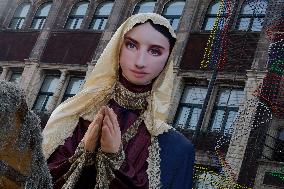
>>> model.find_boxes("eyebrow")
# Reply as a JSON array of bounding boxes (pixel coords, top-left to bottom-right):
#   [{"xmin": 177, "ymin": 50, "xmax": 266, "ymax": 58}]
[{"xmin": 124, "ymin": 36, "xmax": 166, "ymax": 50}]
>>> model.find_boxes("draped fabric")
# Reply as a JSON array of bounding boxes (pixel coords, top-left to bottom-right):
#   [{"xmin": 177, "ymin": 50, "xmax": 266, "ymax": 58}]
[
  {"xmin": 42, "ymin": 13, "xmax": 175, "ymax": 159},
  {"xmin": 48, "ymin": 76, "xmax": 152, "ymax": 189},
  {"xmin": 45, "ymin": 13, "xmax": 195, "ymax": 189}
]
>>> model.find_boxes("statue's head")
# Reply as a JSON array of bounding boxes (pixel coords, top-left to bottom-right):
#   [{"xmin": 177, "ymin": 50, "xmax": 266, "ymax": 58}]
[{"xmin": 0, "ymin": 81, "xmax": 52, "ymax": 189}]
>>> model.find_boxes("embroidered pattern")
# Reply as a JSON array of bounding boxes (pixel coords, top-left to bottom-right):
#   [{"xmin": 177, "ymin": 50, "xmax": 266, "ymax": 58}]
[
  {"xmin": 113, "ymin": 81, "xmax": 150, "ymax": 110},
  {"xmin": 95, "ymin": 146, "xmax": 125, "ymax": 189},
  {"xmin": 147, "ymin": 137, "xmax": 162, "ymax": 189}
]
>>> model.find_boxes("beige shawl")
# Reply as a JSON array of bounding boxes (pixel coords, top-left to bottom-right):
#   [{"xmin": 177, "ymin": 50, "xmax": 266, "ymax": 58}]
[{"xmin": 42, "ymin": 13, "xmax": 176, "ymax": 159}]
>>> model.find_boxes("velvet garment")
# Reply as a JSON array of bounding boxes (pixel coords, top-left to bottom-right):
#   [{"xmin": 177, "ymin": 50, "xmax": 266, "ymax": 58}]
[{"xmin": 47, "ymin": 76, "xmax": 153, "ymax": 189}]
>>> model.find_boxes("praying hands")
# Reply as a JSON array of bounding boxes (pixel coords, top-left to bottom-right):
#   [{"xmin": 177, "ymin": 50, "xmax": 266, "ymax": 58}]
[{"xmin": 83, "ymin": 106, "xmax": 122, "ymax": 153}]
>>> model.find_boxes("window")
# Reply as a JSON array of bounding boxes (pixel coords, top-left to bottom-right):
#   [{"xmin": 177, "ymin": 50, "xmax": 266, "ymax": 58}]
[
  {"xmin": 236, "ymin": 0, "xmax": 268, "ymax": 32},
  {"xmin": 65, "ymin": 1, "xmax": 89, "ymax": 29},
  {"xmin": 33, "ymin": 75, "xmax": 59, "ymax": 111},
  {"xmin": 210, "ymin": 89, "xmax": 244, "ymax": 135},
  {"xmin": 9, "ymin": 3, "xmax": 31, "ymax": 29},
  {"xmin": 194, "ymin": 172, "xmax": 219, "ymax": 189},
  {"xmin": 162, "ymin": 1, "xmax": 185, "ymax": 31},
  {"xmin": 9, "ymin": 72, "xmax": 22, "ymax": 84},
  {"xmin": 31, "ymin": 2, "xmax": 52, "ymax": 29},
  {"xmin": 273, "ymin": 129, "xmax": 284, "ymax": 162},
  {"xmin": 202, "ymin": 0, "xmax": 230, "ymax": 31},
  {"xmin": 133, "ymin": 0, "xmax": 156, "ymax": 14},
  {"xmin": 89, "ymin": 1, "xmax": 113, "ymax": 30},
  {"xmin": 174, "ymin": 86, "xmax": 208, "ymax": 130},
  {"xmin": 62, "ymin": 76, "xmax": 84, "ymax": 102}
]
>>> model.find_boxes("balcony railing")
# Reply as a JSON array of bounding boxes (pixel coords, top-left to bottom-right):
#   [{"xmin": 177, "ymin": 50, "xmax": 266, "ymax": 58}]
[
  {"xmin": 180, "ymin": 32, "xmax": 260, "ymax": 73},
  {"xmin": 41, "ymin": 31, "xmax": 102, "ymax": 65},
  {"xmin": 0, "ymin": 31, "xmax": 39, "ymax": 61}
]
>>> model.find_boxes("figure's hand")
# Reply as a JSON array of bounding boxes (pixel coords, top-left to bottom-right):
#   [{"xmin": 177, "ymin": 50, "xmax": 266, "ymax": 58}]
[
  {"xmin": 100, "ymin": 106, "xmax": 121, "ymax": 153},
  {"xmin": 83, "ymin": 108, "xmax": 104, "ymax": 152}
]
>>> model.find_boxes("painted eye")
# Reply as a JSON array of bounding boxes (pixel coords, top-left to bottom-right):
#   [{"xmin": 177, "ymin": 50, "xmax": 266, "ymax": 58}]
[
  {"xmin": 149, "ymin": 49, "xmax": 161, "ymax": 56},
  {"xmin": 126, "ymin": 41, "xmax": 136, "ymax": 49}
]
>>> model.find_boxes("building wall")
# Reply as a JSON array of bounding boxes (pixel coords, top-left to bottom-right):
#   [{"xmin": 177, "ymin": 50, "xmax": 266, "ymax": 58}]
[{"xmin": 0, "ymin": 0, "xmax": 282, "ymax": 188}]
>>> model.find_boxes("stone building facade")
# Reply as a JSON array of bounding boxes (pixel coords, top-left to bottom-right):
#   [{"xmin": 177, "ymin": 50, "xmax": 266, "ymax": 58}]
[{"xmin": 0, "ymin": 0, "xmax": 283, "ymax": 188}]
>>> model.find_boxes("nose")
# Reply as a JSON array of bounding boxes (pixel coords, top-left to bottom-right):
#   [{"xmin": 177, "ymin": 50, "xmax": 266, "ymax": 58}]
[{"xmin": 135, "ymin": 50, "xmax": 146, "ymax": 69}]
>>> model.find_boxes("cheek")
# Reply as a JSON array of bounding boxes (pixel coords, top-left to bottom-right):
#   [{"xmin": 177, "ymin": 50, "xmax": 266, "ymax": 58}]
[
  {"xmin": 119, "ymin": 47, "xmax": 133, "ymax": 68},
  {"xmin": 150, "ymin": 57, "xmax": 168, "ymax": 77},
  {"xmin": 119, "ymin": 48, "xmax": 128, "ymax": 72}
]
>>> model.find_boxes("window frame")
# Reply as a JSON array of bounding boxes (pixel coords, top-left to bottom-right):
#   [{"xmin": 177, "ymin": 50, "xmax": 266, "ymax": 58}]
[
  {"xmin": 273, "ymin": 128, "xmax": 284, "ymax": 161},
  {"xmin": 9, "ymin": 3, "xmax": 31, "ymax": 30},
  {"xmin": 9, "ymin": 71, "xmax": 22, "ymax": 84},
  {"xmin": 61, "ymin": 76, "xmax": 85, "ymax": 102},
  {"xmin": 65, "ymin": 1, "xmax": 90, "ymax": 30},
  {"xmin": 30, "ymin": 2, "xmax": 53, "ymax": 30},
  {"xmin": 202, "ymin": 0, "xmax": 230, "ymax": 31},
  {"xmin": 235, "ymin": 0, "xmax": 268, "ymax": 32},
  {"xmin": 174, "ymin": 85, "xmax": 208, "ymax": 131},
  {"xmin": 32, "ymin": 74, "xmax": 60, "ymax": 112},
  {"xmin": 133, "ymin": 0, "xmax": 156, "ymax": 15},
  {"xmin": 162, "ymin": 0, "xmax": 185, "ymax": 31},
  {"xmin": 208, "ymin": 88, "xmax": 244, "ymax": 135},
  {"xmin": 89, "ymin": 1, "xmax": 114, "ymax": 30}
]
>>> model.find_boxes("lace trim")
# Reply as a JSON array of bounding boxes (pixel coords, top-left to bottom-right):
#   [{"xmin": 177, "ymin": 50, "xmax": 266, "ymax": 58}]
[
  {"xmin": 122, "ymin": 114, "xmax": 144, "ymax": 144},
  {"xmin": 62, "ymin": 142, "xmax": 88, "ymax": 189},
  {"xmin": 147, "ymin": 137, "xmax": 162, "ymax": 189},
  {"xmin": 95, "ymin": 146, "xmax": 125, "ymax": 189},
  {"xmin": 95, "ymin": 113, "xmax": 144, "ymax": 188},
  {"xmin": 62, "ymin": 113, "xmax": 145, "ymax": 188},
  {"xmin": 113, "ymin": 81, "xmax": 150, "ymax": 110}
]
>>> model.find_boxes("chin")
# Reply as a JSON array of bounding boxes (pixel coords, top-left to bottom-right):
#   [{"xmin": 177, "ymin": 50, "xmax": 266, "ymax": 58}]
[{"xmin": 130, "ymin": 78, "xmax": 150, "ymax": 85}]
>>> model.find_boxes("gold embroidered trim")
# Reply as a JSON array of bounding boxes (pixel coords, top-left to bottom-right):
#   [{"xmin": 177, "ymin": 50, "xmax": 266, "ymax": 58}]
[
  {"xmin": 113, "ymin": 81, "xmax": 150, "ymax": 110},
  {"xmin": 62, "ymin": 142, "xmax": 88, "ymax": 189},
  {"xmin": 62, "ymin": 113, "xmax": 145, "ymax": 188},
  {"xmin": 147, "ymin": 137, "xmax": 162, "ymax": 189},
  {"xmin": 122, "ymin": 115, "xmax": 144, "ymax": 144},
  {"xmin": 95, "ymin": 145, "xmax": 125, "ymax": 189}
]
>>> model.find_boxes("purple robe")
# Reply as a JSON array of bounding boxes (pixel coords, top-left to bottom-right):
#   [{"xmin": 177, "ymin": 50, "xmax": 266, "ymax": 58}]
[
  {"xmin": 48, "ymin": 77, "xmax": 153, "ymax": 189},
  {"xmin": 47, "ymin": 75, "xmax": 195, "ymax": 189}
]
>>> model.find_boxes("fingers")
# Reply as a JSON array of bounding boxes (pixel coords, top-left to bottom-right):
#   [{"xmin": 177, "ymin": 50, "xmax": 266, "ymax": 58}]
[
  {"xmin": 108, "ymin": 108, "xmax": 119, "ymax": 127},
  {"xmin": 101, "ymin": 124, "xmax": 111, "ymax": 143},
  {"xmin": 109, "ymin": 109, "xmax": 120, "ymax": 136},
  {"xmin": 103, "ymin": 115, "xmax": 114, "ymax": 136}
]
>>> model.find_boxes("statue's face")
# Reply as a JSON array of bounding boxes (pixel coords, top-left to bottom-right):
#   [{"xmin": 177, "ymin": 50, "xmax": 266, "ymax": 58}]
[{"xmin": 119, "ymin": 22, "xmax": 170, "ymax": 85}]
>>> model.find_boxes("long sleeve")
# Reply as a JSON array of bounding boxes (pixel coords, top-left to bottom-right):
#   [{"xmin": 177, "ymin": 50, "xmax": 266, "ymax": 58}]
[
  {"xmin": 47, "ymin": 117, "xmax": 90, "ymax": 189},
  {"xmin": 159, "ymin": 130, "xmax": 195, "ymax": 189},
  {"xmin": 169, "ymin": 142, "xmax": 195, "ymax": 188}
]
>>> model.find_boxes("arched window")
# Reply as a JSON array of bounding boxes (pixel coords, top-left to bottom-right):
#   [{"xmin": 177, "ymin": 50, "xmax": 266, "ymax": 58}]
[
  {"xmin": 133, "ymin": 0, "xmax": 156, "ymax": 14},
  {"xmin": 89, "ymin": 1, "xmax": 113, "ymax": 30},
  {"xmin": 162, "ymin": 1, "xmax": 185, "ymax": 31},
  {"xmin": 236, "ymin": 0, "xmax": 268, "ymax": 32},
  {"xmin": 9, "ymin": 3, "xmax": 31, "ymax": 29},
  {"xmin": 65, "ymin": 1, "xmax": 89, "ymax": 29},
  {"xmin": 202, "ymin": 0, "xmax": 230, "ymax": 31},
  {"xmin": 31, "ymin": 2, "xmax": 52, "ymax": 29}
]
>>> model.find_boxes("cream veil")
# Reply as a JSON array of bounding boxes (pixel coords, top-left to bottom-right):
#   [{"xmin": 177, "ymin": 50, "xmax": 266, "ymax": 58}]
[{"xmin": 42, "ymin": 13, "xmax": 176, "ymax": 159}]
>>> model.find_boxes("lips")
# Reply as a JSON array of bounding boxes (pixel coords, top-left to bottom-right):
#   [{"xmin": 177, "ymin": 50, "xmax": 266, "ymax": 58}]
[
  {"xmin": 130, "ymin": 69, "xmax": 148, "ymax": 78},
  {"xmin": 130, "ymin": 69, "xmax": 147, "ymax": 74}
]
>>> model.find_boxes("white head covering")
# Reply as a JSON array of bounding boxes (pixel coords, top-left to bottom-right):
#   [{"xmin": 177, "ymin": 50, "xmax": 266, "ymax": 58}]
[{"xmin": 42, "ymin": 13, "xmax": 177, "ymax": 159}]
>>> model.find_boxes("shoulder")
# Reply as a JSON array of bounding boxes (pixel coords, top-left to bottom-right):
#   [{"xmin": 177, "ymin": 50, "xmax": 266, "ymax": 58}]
[{"xmin": 158, "ymin": 129, "xmax": 194, "ymax": 155}]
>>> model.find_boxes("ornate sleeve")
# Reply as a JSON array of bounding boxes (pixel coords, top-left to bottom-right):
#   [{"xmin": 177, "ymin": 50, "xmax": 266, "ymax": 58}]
[
  {"xmin": 61, "ymin": 141, "xmax": 96, "ymax": 189},
  {"xmin": 62, "ymin": 143, "xmax": 125, "ymax": 189},
  {"xmin": 47, "ymin": 117, "xmax": 89, "ymax": 189},
  {"xmin": 95, "ymin": 145, "xmax": 125, "ymax": 188}
]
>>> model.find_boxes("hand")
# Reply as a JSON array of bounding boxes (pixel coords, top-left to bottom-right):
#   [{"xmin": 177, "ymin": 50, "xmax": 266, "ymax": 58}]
[
  {"xmin": 100, "ymin": 106, "xmax": 121, "ymax": 153},
  {"xmin": 83, "ymin": 107, "xmax": 104, "ymax": 152}
]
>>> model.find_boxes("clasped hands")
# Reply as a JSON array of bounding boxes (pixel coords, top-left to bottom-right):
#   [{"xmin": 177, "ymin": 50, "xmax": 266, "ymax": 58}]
[{"xmin": 83, "ymin": 106, "xmax": 121, "ymax": 154}]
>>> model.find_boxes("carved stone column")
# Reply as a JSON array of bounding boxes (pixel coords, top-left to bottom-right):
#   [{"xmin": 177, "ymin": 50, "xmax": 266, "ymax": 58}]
[
  {"xmin": 46, "ymin": 69, "xmax": 67, "ymax": 113},
  {"xmin": 0, "ymin": 67, "xmax": 9, "ymax": 80}
]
